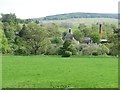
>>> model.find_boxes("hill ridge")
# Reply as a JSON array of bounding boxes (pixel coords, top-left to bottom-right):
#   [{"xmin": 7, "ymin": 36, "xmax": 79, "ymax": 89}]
[{"xmin": 42, "ymin": 12, "xmax": 118, "ymax": 20}]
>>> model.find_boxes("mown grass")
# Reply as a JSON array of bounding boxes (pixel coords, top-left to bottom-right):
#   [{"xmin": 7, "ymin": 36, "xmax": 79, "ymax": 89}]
[{"xmin": 2, "ymin": 55, "xmax": 118, "ymax": 88}]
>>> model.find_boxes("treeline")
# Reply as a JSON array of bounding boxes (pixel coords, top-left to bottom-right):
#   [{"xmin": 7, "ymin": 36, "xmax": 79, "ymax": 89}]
[
  {"xmin": 0, "ymin": 13, "xmax": 119, "ymax": 56},
  {"xmin": 0, "ymin": 13, "xmax": 61, "ymax": 55},
  {"xmin": 43, "ymin": 12, "xmax": 118, "ymax": 20}
]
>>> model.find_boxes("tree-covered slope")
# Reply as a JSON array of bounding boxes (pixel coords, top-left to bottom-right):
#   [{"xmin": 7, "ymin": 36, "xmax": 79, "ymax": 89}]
[{"xmin": 43, "ymin": 12, "xmax": 118, "ymax": 20}]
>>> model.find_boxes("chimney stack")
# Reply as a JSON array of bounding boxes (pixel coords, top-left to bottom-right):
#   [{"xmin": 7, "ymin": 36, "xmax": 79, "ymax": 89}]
[
  {"xmin": 68, "ymin": 28, "xmax": 72, "ymax": 34},
  {"xmin": 99, "ymin": 24, "xmax": 102, "ymax": 34}
]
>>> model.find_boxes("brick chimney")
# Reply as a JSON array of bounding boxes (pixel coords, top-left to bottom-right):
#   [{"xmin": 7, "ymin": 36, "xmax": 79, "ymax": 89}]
[{"xmin": 99, "ymin": 24, "xmax": 102, "ymax": 34}]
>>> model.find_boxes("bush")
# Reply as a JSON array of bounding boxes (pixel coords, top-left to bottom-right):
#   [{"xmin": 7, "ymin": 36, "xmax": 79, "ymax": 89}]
[
  {"xmin": 92, "ymin": 52, "xmax": 98, "ymax": 56},
  {"xmin": 51, "ymin": 37, "xmax": 63, "ymax": 44},
  {"xmin": 79, "ymin": 44, "xmax": 88, "ymax": 51},
  {"xmin": 101, "ymin": 44, "xmax": 109, "ymax": 55},
  {"xmin": 73, "ymin": 30, "xmax": 83, "ymax": 42},
  {"xmin": 81, "ymin": 44, "xmax": 110, "ymax": 56},
  {"xmin": 62, "ymin": 51, "xmax": 72, "ymax": 57},
  {"xmin": 90, "ymin": 32, "xmax": 100, "ymax": 43},
  {"xmin": 68, "ymin": 45, "xmax": 77, "ymax": 55},
  {"xmin": 59, "ymin": 40, "xmax": 77, "ymax": 57},
  {"xmin": 58, "ymin": 47, "xmax": 64, "ymax": 55},
  {"xmin": 82, "ymin": 47, "xmax": 91, "ymax": 55},
  {"xmin": 107, "ymin": 43, "xmax": 117, "ymax": 56},
  {"xmin": 15, "ymin": 46, "xmax": 28, "ymax": 55},
  {"xmin": 46, "ymin": 45, "xmax": 59, "ymax": 55},
  {"xmin": 63, "ymin": 40, "xmax": 72, "ymax": 49},
  {"xmin": 6, "ymin": 44, "xmax": 18, "ymax": 54}
]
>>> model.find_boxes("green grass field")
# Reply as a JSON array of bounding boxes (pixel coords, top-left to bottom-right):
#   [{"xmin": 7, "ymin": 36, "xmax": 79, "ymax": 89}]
[
  {"xmin": 44, "ymin": 18, "xmax": 118, "ymax": 33},
  {"xmin": 43, "ymin": 18, "xmax": 118, "ymax": 26},
  {"xmin": 2, "ymin": 56, "xmax": 118, "ymax": 88}
]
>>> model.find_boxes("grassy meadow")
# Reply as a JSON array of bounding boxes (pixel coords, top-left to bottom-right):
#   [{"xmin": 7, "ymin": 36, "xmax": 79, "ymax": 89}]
[
  {"xmin": 43, "ymin": 18, "xmax": 118, "ymax": 32},
  {"xmin": 2, "ymin": 55, "xmax": 118, "ymax": 88},
  {"xmin": 43, "ymin": 18, "xmax": 118, "ymax": 25}
]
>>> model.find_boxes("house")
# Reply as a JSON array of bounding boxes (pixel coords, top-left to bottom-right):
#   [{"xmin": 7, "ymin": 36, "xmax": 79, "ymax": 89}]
[
  {"xmin": 62, "ymin": 28, "xmax": 79, "ymax": 44},
  {"xmin": 83, "ymin": 37, "xmax": 92, "ymax": 44}
]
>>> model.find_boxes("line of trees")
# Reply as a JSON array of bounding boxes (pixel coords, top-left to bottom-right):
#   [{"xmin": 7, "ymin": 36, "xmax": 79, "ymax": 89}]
[
  {"xmin": 43, "ymin": 13, "xmax": 118, "ymax": 20},
  {"xmin": 0, "ymin": 13, "xmax": 61, "ymax": 55},
  {"xmin": 0, "ymin": 13, "xmax": 119, "ymax": 57}
]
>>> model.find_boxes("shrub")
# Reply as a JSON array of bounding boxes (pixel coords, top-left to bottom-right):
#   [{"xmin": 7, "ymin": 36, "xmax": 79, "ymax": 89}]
[
  {"xmin": 90, "ymin": 32, "xmax": 100, "ymax": 43},
  {"xmin": 51, "ymin": 37, "xmax": 63, "ymax": 44},
  {"xmin": 82, "ymin": 47, "xmax": 91, "ymax": 55},
  {"xmin": 58, "ymin": 47, "xmax": 64, "ymax": 55},
  {"xmin": 59, "ymin": 40, "xmax": 77, "ymax": 57},
  {"xmin": 15, "ymin": 46, "xmax": 28, "ymax": 55},
  {"xmin": 79, "ymin": 44, "xmax": 88, "ymax": 51},
  {"xmin": 63, "ymin": 40, "xmax": 72, "ymax": 49},
  {"xmin": 68, "ymin": 45, "xmax": 77, "ymax": 55},
  {"xmin": 81, "ymin": 44, "xmax": 110, "ymax": 56},
  {"xmin": 62, "ymin": 51, "xmax": 72, "ymax": 57},
  {"xmin": 92, "ymin": 52, "xmax": 98, "ymax": 56},
  {"xmin": 6, "ymin": 44, "xmax": 18, "ymax": 54},
  {"xmin": 101, "ymin": 44, "xmax": 109, "ymax": 55},
  {"xmin": 73, "ymin": 30, "xmax": 84, "ymax": 42},
  {"xmin": 46, "ymin": 45, "xmax": 59, "ymax": 55}
]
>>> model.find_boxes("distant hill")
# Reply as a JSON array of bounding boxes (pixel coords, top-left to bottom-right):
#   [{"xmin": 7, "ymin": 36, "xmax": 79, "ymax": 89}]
[{"xmin": 42, "ymin": 12, "xmax": 118, "ymax": 20}]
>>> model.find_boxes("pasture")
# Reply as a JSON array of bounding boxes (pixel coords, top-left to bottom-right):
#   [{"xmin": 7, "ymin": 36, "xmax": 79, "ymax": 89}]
[
  {"xmin": 2, "ymin": 56, "xmax": 118, "ymax": 88},
  {"xmin": 43, "ymin": 18, "xmax": 118, "ymax": 32},
  {"xmin": 42, "ymin": 18, "xmax": 118, "ymax": 26}
]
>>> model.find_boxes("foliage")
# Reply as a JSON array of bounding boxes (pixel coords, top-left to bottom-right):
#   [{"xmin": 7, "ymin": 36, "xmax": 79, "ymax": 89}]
[
  {"xmin": 91, "ymin": 24, "xmax": 99, "ymax": 32},
  {"xmin": 100, "ymin": 44, "xmax": 109, "ymax": 55},
  {"xmin": 35, "ymin": 20, "xmax": 40, "ymax": 24},
  {"xmin": 73, "ymin": 30, "xmax": 83, "ymax": 42},
  {"xmin": 62, "ymin": 32, "xmax": 67, "ymax": 40},
  {"xmin": 62, "ymin": 51, "xmax": 72, "ymax": 57},
  {"xmin": 1, "ymin": 13, "xmax": 18, "ymax": 24},
  {"xmin": 81, "ymin": 27, "xmax": 92, "ymax": 37},
  {"xmin": 107, "ymin": 28, "xmax": 119, "ymax": 56},
  {"xmin": 0, "ymin": 30, "xmax": 8, "ymax": 53},
  {"xmin": 45, "ymin": 45, "xmax": 59, "ymax": 55},
  {"xmin": 1, "ymin": 13, "xmax": 118, "ymax": 56},
  {"xmin": 63, "ymin": 40, "xmax": 72, "ymax": 49},
  {"xmin": 59, "ymin": 40, "xmax": 77, "ymax": 57},
  {"xmin": 51, "ymin": 37, "xmax": 63, "ymax": 44},
  {"xmin": 24, "ymin": 19, "xmax": 32, "ymax": 24},
  {"xmin": 81, "ymin": 44, "xmax": 109, "ymax": 56},
  {"xmin": 19, "ymin": 23, "xmax": 51, "ymax": 55},
  {"xmin": 1, "ymin": 13, "xmax": 23, "ymax": 54},
  {"xmin": 15, "ymin": 46, "xmax": 27, "ymax": 55},
  {"xmin": 6, "ymin": 43, "xmax": 18, "ymax": 54},
  {"xmin": 78, "ymin": 23, "xmax": 86, "ymax": 30},
  {"xmin": 67, "ymin": 45, "xmax": 77, "ymax": 55},
  {"xmin": 78, "ymin": 44, "xmax": 88, "ymax": 51},
  {"xmin": 3, "ymin": 22, "xmax": 16, "ymax": 42},
  {"xmin": 19, "ymin": 24, "xmax": 27, "ymax": 37},
  {"xmin": 90, "ymin": 32, "xmax": 100, "ymax": 43},
  {"xmin": 44, "ymin": 23, "xmax": 60, "ymax": 37}
]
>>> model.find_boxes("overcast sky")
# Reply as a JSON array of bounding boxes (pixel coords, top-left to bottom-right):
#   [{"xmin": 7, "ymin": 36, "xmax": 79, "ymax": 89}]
[{"xmin": 0, "ymin": 0, "xmax": 119, "ymax": 19}]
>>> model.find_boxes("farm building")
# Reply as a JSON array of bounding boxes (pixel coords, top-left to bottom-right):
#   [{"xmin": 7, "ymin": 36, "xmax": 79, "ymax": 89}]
[{"xmin": 62, "ymin": 28, "xmax": 79, "ymax": 44}]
